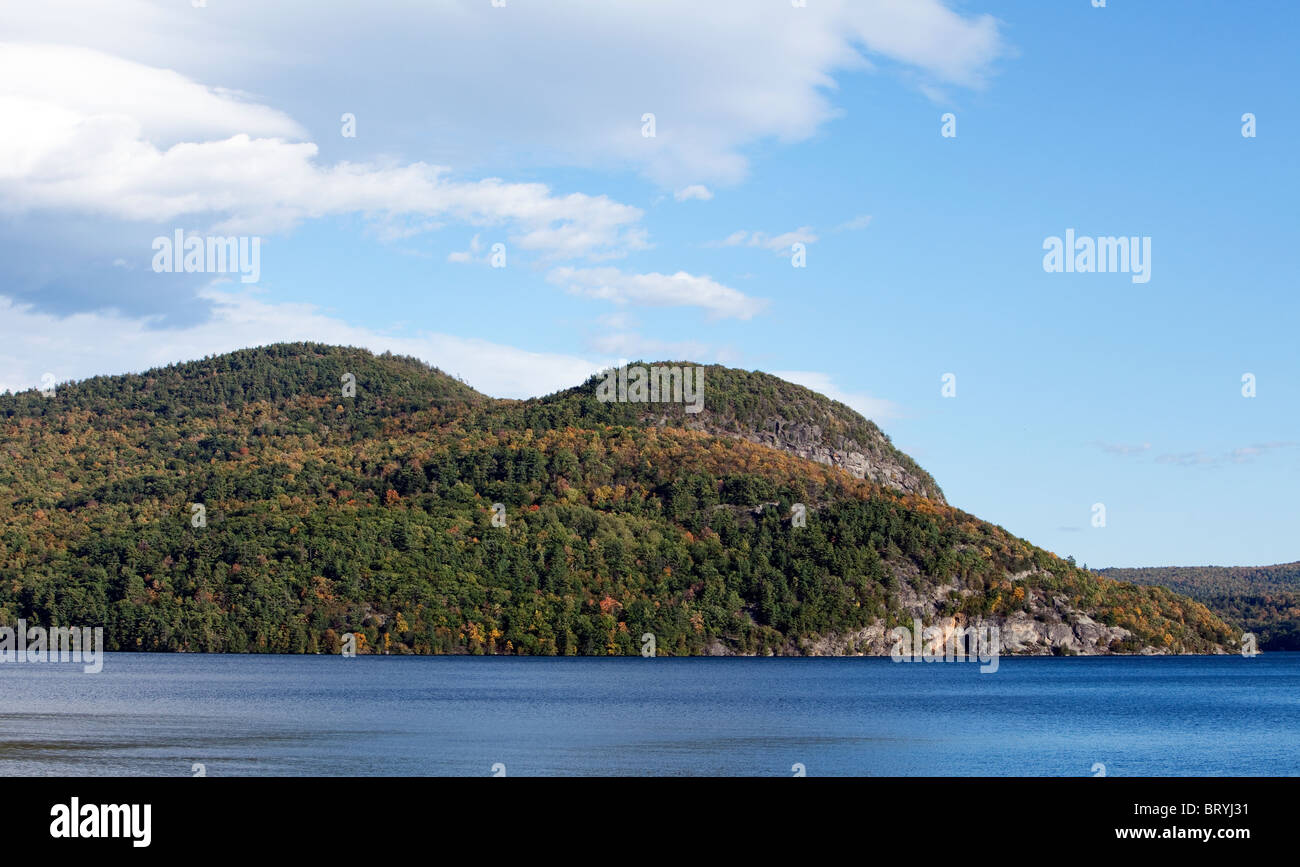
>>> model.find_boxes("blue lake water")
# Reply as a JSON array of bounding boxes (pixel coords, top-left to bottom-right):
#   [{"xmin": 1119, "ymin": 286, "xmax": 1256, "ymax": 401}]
[{"xmin": 1, "ymin": 653, "xmax": 1297, "ymax": 776}]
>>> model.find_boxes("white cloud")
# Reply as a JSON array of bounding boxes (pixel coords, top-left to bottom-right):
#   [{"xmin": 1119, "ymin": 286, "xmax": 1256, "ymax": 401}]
[
  {"xmin": 771, "ymin": 370, "xmax": 901, "ymax": 422},
  {"xmin": 0, "ymin": 290, "xmax": 603, "ymax": 400},
  {"xmin": 2, "ymin": 1, "xmax": 1008, "ymax": 186},
  {"xmin": 447, "ymin": 234, "xmax": 484, "ymax": 264},
  {"xmin": 0, "ymin": 42, "xmax": 305, "ymax": 147},
  {"xmin": 0, "ymin": 43, "xmax": 647, "ymax": 260},
  {"xmin": 548, "ymin": 266, "xmax": 767, "ymax": 320},
  {"xmin": 674, "ymin": 185, "xmax": 713, "ymax": 202}
]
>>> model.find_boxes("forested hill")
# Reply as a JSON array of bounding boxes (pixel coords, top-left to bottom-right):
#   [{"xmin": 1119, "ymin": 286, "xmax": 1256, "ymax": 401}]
[
  {"xmin": 0, "ymin": 343, "xmax": 489, "ymax": 423},
  {"xmin": 0, "ymin": 343, "xmax": 1238, "ymax": 656},
  {"xmin": 1100, "ymin": 564, "xmax": 1300, "ymax": 651}
]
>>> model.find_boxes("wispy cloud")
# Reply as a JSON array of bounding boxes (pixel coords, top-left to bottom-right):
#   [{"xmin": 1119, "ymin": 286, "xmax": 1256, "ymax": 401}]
[
  {"xmin": 547, "ymin": 266, "xmax": 767, "ymax": 320},
  {"xmin": 706, "ymin": 227, "xmax": 818, "ymax": 253},
  {"xmin": 1155, "ymin": 442, "xmax": 1297, "ymax": 466},
  {"xmin": 1227, "ymin": 442, "xmax": 1297, "ymax": 463},
  {"xmin": 586, "ymin": 331, "xmax": 726, "ymax": 364},
  {"xmin": 835, "ymin": 215, "xmax": 873, "ymax": 231},
  {"xmin": 1092, "ymin": 441, "xmax": 1152, "ymax": 456},
  {"xmin": 1154, "ymin": 451, "xmax": 1219, "ymax": 467},
  {"xmin": 1094, "ymin": 439, "xmax": 1297, "ymax": 467}
]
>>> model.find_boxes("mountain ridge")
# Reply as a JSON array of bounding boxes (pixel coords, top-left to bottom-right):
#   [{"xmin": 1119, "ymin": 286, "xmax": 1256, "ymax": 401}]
[{"xmin": 0, "ymin": 343, "xmax": 1239, "ymax": 656}]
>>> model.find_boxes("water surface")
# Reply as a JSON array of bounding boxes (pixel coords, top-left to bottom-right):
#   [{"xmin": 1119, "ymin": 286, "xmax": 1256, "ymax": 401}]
[{"xmin": 1, "ymin": 653, "xmax": 1296, "ymax": 776}]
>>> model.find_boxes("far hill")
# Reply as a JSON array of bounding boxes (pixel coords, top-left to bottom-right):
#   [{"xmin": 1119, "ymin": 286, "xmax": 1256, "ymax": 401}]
[
  {"xmin": 1100, "ymin": 563, "xmax": 1300, "ymax": 650},
  {"xmin": 0, "ymin": 343, "xmax": 1239, "ymax": 656}
]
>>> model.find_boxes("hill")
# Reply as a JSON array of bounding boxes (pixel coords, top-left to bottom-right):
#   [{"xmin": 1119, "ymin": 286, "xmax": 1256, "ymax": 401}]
[
  {"xmin": 1099, "ymin": 563, "xmax": 1300, "ymax": 651},
  {"xmin": 0, "ymin": 343, "xmax": 1239, "ymax": 656}
]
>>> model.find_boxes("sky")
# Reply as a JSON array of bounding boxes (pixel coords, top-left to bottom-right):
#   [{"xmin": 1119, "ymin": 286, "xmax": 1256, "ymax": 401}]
[{"xmin": 1, "ymin": 0, "xmax": 1296, "ymax": 568}]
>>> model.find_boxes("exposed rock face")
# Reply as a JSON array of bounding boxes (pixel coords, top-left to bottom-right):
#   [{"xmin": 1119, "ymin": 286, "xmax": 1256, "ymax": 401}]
[
  {"xmin": 786, "ymin": 615, "xmax": 1140, "ymax": 658},
  {"xmin": 737, "ymin": 569, "xmax": 1224, "ymax": 658},
  {"xmin": 995, "ymin": 611, "xmax": 1133, "ymax": 655},
  {"xmin": 666, "ymin": 414, "xmax": 946, "ymax": 503},
  {"xmin": 888, "ymin": 579, "xmax": 1139, "ymax": 655},
  {"xmin": 738, "ymin": 419, "xmax": 944, "ymax": 502}
]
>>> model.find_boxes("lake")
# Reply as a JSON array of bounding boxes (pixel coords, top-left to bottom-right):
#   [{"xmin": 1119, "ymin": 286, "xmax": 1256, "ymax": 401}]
[{"xmin": 1, "ymin": 653, "xmax": 1297, "ymax": 776}]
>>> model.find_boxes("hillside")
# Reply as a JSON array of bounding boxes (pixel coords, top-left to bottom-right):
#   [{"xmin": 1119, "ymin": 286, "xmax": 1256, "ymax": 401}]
[
  {"xmin": 1100, "ymin": 563, "xmax": 1300, "ymax": 651},
  {"xmin": 0, "ymin": 343, "xmax": 1238, "ymax": 656}
]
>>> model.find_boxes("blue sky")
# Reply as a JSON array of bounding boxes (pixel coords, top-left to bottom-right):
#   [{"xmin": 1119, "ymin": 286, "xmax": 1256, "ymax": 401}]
[{"xmin": 1, "ymin": 0, "xmax": 1296, "ymax": 567}]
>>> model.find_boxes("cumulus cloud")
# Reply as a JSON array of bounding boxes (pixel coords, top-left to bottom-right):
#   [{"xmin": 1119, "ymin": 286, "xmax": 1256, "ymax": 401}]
[
  {"xmin": 674, "ymin": 185, "xmax": 713, "ymax": 202},
  {"xmin": 547, "ymin": 266, "xmax": 767, "ymax": 320},
  {"xmin": 2, "ymin": 1, "xmax": 1008, "ymax": 186},
  {"xmin": 0, "ymin": 42, "xmax": 305, "ymax": 147},
  {"xmin": 0, "ymin": 43, "xmax": 647, "ymax": 259}
]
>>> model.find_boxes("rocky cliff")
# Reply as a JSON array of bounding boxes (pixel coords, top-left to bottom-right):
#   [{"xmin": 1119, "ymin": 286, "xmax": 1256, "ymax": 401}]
[{"xmin": 556, "ymin": 363, "xmax": 947, "ymax": 502}]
